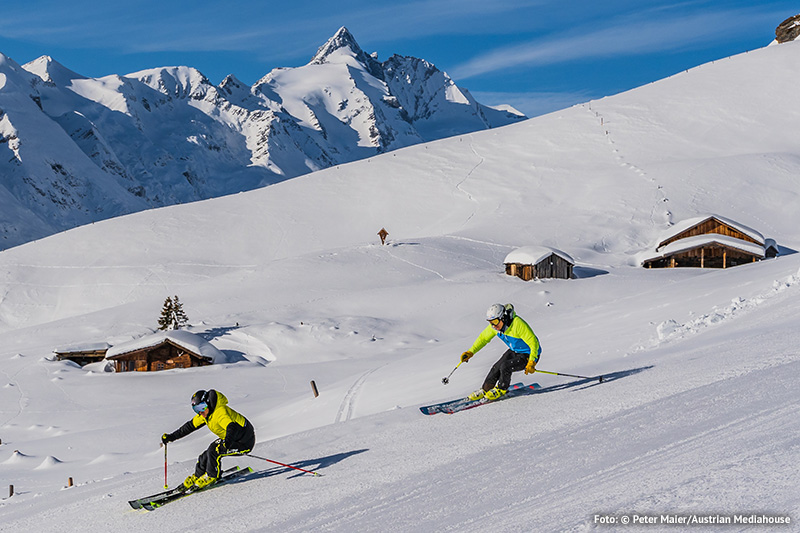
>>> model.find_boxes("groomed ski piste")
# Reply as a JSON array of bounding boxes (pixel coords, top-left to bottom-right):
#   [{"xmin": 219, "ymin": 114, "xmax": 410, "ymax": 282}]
[{"xmin": 1, "ymin": 41, "xmax": 800, "ymax": 532}]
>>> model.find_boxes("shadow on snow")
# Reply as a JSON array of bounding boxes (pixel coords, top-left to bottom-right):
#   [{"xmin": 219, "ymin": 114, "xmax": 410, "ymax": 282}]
[
  {"xmin": 242, "ymin": 449, "xmax": 369, "ymax": 480},
  {"xmin": 524, "ymin": 365, "xmax": 654, "ymax": 395}
]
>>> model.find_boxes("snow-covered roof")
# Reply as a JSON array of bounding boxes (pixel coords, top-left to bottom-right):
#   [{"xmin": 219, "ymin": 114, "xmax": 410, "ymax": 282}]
[
  {"xmin": 504, "ymin": 246, "xmax": 574, "ymax": 266},
  {"xmin": 53, "ymin": 342, "xmax": 111, "ymax": 354},
  {"xmin": 105, "ymin": 330, "xmax": 226, "ymax": 364},
  {"xmin": 641, "ymin": 234, "xmax": 765, "ymax": 263},
  {"xmin": 657, "ymin": 215, "xmax": 764, "ymax": 249}
]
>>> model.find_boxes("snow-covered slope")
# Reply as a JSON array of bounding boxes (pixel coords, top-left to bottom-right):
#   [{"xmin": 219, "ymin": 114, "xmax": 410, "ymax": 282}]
[
  {"xmin": 0, "ymin": 40, "xmax": 799, "ymax": 531},
  {"xmin": 0, "ymin": 55, "xmax": 148, "ymax": 248},
  {"xmin": 0, "ymin": 27, "xmax": 523, "ymax": 251}
]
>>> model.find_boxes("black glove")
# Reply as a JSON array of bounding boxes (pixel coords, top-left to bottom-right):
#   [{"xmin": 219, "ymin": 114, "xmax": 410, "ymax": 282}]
[{"xmin": 161, "ymin": 433, "xmax": 175, "ymax": 444}]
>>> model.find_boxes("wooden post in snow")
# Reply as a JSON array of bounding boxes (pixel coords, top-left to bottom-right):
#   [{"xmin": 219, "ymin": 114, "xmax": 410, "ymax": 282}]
[
  {"xmin": 310, "ymin": 380, "xmax": 319, "ymax": 398},
  {"xmin": 377, "ymin": 228, "xmax": 389, "ymax": 245}
]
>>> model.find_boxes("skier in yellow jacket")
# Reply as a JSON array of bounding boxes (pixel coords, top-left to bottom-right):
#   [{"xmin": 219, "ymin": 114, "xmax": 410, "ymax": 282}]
[
  {"xmin": 461, "ymin": 303, "xmax": 541, "ymax": 401},
  {"xmin": 162, "ymin": 389, "xmax": 255, "ymax": 489}
]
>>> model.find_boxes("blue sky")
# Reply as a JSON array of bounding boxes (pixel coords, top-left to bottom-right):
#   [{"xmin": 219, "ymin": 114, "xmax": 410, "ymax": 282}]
[{"xmin": 1, "ymin": 1, "xmax": 796, "ymax": 117}]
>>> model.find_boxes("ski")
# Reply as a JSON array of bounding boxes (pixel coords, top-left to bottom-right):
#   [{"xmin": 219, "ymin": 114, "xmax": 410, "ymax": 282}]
[
  {"xmin": 129, "ymin": 485, "xmax": 184, "ymax": 510},
  {"xmin": 443, "ymin": 382, "xmax": 540, "ymax": 413},
  {"xmin": 420, "ymin": 382, "xmax": 540, "ymax": 415},
  {"xmin": 419, "ymin": 383, "xmax": 523, "ymax": 415},
  {"xmin": 129, "ymin": 466, "xmax": 248, "ymax": 510},
  {"xmin": 129, "ymin": 466, "xmax": 240, "ymax": 509},
  {"xmin": 140, "ymin": 467, "xmax": 253, "ymax": 511}
]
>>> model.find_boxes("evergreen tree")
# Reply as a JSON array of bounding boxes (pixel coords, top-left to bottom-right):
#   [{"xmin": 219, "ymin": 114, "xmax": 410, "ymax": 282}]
[
  {"xmin": 171, "ymin": 295, "xmax": 189, "ymax": 330},
  {"xmin": 157, "ymin": 295, "xmax": 189, "ymax": 330},
  {"xmin": 157, "ymin": 297, "xmax": 174, "ymax": 330}
]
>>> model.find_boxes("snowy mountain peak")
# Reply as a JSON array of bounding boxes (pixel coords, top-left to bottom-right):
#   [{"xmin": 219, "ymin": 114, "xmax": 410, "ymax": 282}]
[
  {"xmin": 0, "ymin": 52, "xmax": 21, "ymax": 71},
  {"xmin": 309, "ymin": 26, "xmax": 379, "ymax": 72},
  {"xmin": 0, "ymin": 53, "xmax": 31, "ymax": 84},
  {"xmin": 310, "ymin": 26, "xmax": 359, "ymax": 62},
  {"xmin": 23, "ymin": 55, "xmax": 86, "ymax": 85},
  {"xmin": 0, "ymin": 54, "xmax": 46, "ymax": 96},
  {"xmin": 128, "ymin": 65, "xmax": 211, "ymax": 99},
  {"xmin": 219, "ymin": 73, "xmax": 247, "ymax": 92},
  {"xmin": 0, "ymin": 29, "xmax": 524, "ymax": 250}
]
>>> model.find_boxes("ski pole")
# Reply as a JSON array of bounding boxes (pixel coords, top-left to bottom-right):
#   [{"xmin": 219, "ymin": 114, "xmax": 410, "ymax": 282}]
[
  {"xmin": 163, "ymin": 442, "xmax": 169, "ymax": 489},
  {"xmin": 247, "ymin": 454, "xmax": 321, "ymax": 476},
  {"xmin": 534, "ymin": 369, "xmax": 604, "ymax": 383},
  {"xmin": 442, "ymin": 361, "xmax": 463, "ymax": 385}
]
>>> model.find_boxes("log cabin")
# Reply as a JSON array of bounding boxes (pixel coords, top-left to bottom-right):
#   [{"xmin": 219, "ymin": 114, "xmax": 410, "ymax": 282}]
[
  {"xmin": 53, "ymin": 343, "xmax": 111, "ymax": 367},
  {"xmin": 504, "ymin": 246, "xmax": 575, "ymax": 280},
  {"xmin": 641, "ymin": 215, "xmax": 778, "ymax": 269},
  {"xmin": 105, "ymin": 330, "xmax": 224, "ymax": 372}
]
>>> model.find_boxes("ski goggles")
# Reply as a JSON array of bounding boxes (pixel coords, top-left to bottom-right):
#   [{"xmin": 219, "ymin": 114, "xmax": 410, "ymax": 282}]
[
  {"xmin": 488, "ymin": 318, "xmax": 503, "ymax": 327},
  {"xmin": 192, "ymin": 401, "xmax": 209, "ymax": 414}
]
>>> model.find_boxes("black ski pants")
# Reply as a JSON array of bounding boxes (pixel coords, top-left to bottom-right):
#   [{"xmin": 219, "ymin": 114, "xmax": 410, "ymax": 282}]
[
  {"xmin": 482, "ymin": 349, "xmax": 529, "ymax": 391},
  {"xmin": 195, "ymin": 420, "xmax": 256, "ymax": 478}
]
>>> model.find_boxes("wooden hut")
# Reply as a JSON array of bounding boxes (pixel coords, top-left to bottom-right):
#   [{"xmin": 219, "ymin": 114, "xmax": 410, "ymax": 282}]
[
  {"xmin": 765, "ymin": 238, "xmax": 779, "ymax": 259},
  {"xmin": 504, "ymin": 246, "xmax": 575, "ymax": 281},
  {"xmin": 641, "ymin": 215, "xmax": 776, "ymax": 269},
  {"xmin": 105, "ymin": 330, "xmax": 224, "ymax": 372},
  {"xmin": 53, "ymin": 343, "xmax": 110, "ymax": 367}
]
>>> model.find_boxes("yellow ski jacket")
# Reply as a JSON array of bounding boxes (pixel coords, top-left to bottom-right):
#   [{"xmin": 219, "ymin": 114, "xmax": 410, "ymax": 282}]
[
  {"xmin": 189, "ymin": 391, "xmax": 247, "ymax": 440},
  {"xmin": 167, "ymin": 390, "xmax": 250, "ymax": 446}
]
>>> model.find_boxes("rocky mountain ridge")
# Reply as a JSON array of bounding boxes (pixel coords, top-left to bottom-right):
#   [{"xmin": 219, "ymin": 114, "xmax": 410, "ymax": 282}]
[{"xmin": 0, "ymin": 27, "xmax": 524, "ymax": 250}]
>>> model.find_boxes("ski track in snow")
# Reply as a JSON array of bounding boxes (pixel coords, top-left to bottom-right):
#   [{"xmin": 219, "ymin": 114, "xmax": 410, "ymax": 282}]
[
  {"xmin": 1, "ymin": 357, "xmax": 27, "ymax": 428},
  {"xmin": 586, "ymin": 104, "xmax": 672, "ymax": 228},
  {"xmin": 335, "ymin": 368, "xmax": 377, "ymax": 423},
  {"xmin": 384, "ymin": 246, "xmax": 448, "ymax": 281},
  {"xmin": 443, "ymin": 235, "xmax": 511, "ymax": 269},
  {"xmin": 454, "ymin": 136, "xmax": 483, "ymax": 227}
]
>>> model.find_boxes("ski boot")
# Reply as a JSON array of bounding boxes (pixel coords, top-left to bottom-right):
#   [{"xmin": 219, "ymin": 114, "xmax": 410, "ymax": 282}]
[
  {"xmin": 194, "ymin": 473, "xmax": 217, "ymax": 489},
  {"xmin": 485, "ymin": 387, "xmax": 507, "ymax": 400},
  {"xmin": 467, "ymin": 389, "xmax": 485, "ymax": 401}
]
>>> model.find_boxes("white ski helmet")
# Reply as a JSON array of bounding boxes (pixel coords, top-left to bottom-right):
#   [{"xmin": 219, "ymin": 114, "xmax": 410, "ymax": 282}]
[
  {"xmin": 486, "ymin": 303, "xmax": 505, "ymax": 322},
  {"xmin": 486, "ymin": 303, "xmax": 515, "ymax": 330}
]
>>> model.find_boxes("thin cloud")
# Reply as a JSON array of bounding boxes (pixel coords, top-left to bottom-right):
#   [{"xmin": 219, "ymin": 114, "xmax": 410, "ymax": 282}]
[
  {"xmin": 1, "ymin": 0, "xmax": 541, "ymax": 54},
  {"xmin": 451, "ymin": 7, "xmax": 782, "ymax": 80},
  {"xmin": 122, "ymin": 0, "xmax": 544, "ymax": 56}
]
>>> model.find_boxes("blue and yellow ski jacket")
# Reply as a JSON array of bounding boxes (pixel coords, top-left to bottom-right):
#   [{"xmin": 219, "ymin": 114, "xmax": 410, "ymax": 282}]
[{"xmin": 469, "ymin": 315, "xmax": 541, "ymax": 363}]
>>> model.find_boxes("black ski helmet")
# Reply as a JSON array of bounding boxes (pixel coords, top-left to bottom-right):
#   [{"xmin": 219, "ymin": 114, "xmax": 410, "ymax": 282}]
[{"xmin": 191, "ymin": 390, "xmax": 209, "ymax": 413}]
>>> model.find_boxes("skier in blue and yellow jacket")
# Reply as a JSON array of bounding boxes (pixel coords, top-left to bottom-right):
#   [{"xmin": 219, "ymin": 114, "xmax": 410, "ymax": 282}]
[
  {"xmin": 460, "ymin": 303, "xmax": 541, "ymax": 401},
  {"xmin": 162, "ymin": 389, "xmax": 255, "ymax": 489}
]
